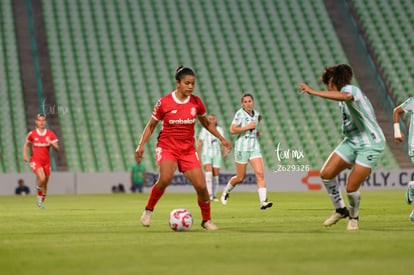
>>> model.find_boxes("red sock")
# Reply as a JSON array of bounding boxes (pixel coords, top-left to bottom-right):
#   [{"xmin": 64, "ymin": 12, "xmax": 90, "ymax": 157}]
[
  {"xmin": 198, "ymin": 198, "xmax": 211, "ymax": 221},
  {"xmin": 37, "ymin": 190, "xmax": 42, "ymax": 197},
  {"xmin": 42, "ymin": 195, "xmax": 46, "ymax": 203},
  {"xmin": 145, "ymin": 185, "xmax": 165, "ymax": 211}
]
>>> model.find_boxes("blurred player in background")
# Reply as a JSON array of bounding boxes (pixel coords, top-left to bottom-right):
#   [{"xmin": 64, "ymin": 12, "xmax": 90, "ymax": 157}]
[
  {"xmin": 300, "ymin": 64, "xmax": 385, "ymax": 230},
  {"xmin": 15, "ymin": 179, "xmax": 30, "ymax": 195},
  {"xmin": 221, "ymin": 93, "xmax": 273, "ymax": 210},
  {"xmin": 393, "ymin": 97, "xmax": 414, "ymax": 221},
  {"xmin": 23, "ymin": 114, "xmax": 59, "ymax": 209},
  {"xmin": 130, "ymin": 158, "xmax": 147, "ymax": 193},
  {"xmin": 197, "ymin": 114, "xmax": 227, "ymax": 201},
  {"xmin": 135, "ymin": 66, "xmax": 232, "ymax": 230}
]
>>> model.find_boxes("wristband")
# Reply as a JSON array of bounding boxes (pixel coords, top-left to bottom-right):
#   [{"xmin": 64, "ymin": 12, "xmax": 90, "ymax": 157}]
[{"xmin": 394, "ymin": 123, "xmax": 402, "ymax": 138}]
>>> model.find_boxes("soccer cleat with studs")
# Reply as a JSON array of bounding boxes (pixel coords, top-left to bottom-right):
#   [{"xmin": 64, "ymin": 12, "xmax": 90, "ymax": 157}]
[
  {"xmin": 323, "ymin": 208, "xmax": 349, "ymax": 226},
  {"xmin": 210, "ymin": 196, "xmax": 219, "ymax": 202},
  {"xmin": 221, "ymin": 192, "xmax": 229, "ymax": 205},
  {"xmin": 201, "ymin": 220, "xmax": 218, "ymax": 230},
  {"xmin": 37, "ymin": 199, "xmax": 45, "ymax": 209},
  {"xmin": 260, "ymin": 200, "xmax": 273, "ymax": 210},
  {"xmin": 347, "ymin": 217, "xmax": 359, "ymax": 230},
  {"xmin": 140, "ymin": 209, "xmax": 153, "ymax": 227},
  {"xmin": 405, "ymin": 182, "xmax": 414, "ymax": 204},
  {"xmin": 409, "ymin": 210, "xmax": 414, "ymax": 222}
]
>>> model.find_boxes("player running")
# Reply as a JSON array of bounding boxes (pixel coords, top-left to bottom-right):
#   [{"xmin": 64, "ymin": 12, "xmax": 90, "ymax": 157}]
[
  {"xmin": 300, "ymin": 64, "xmax": 385, "ymax": 230},
  {"xmin": 197, "ymin": 114, "xmax": 227, "ymax": 201},
  {"xmin": 393, "ymin": 97, "xmax": 414, "ymax": 221},
  {"xmin": 135, "ymin": 66, "xmax": 232, "ymax": 230},
  {"xmin": 221, "ymin": 93, "xmax": 273, "ymax": 210},
  {"xmin": 23, "ymin": 114, "xmax": 59, "ymax": 209}
]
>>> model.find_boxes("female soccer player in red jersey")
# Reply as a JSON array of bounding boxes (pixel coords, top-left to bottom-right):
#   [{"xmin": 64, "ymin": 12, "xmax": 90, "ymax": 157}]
[
  {"xmin": 23, "ymin": 114, "xmax": 59, "ymax": 209},
  {"xmin": 135, "ymin": 66, "xmax": 232, "ymax": 230}
]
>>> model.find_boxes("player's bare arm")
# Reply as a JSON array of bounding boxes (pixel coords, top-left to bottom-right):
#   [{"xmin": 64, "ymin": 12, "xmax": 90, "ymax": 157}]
[
  {"xmin": 47, "ymin": 137, "xmax": 59, "ymax": 151},
  {"xmin": 23, "ymin": 142, "xmax": 30, "ymax": 162},
  {"xmin": 221, "ymin": 143, "xmax": 228, "ymax": 158},
  {"xmin": 198, "ymin": 115, "xmax": 232, "ymax": 153},
  {"xmin": 393, "ymin": 105, "xmax": 405, "ymax": 143},
  {"xmin": 197, "ymin": 139, "xmax": 203, "ymax": 161},
  {"xmin": 299, "ymin": 83, "xmax": 353, "ymax": 101},
  {"xmin": 229, "ymin": 121, "xmax": 256, "ymax": 135},
  {"xmin": 135, "ymin": 118, "xmax": 159, "ymax": 161}
]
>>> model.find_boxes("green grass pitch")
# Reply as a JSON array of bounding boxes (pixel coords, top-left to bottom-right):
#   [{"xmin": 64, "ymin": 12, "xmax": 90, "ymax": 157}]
[{"xmin": 0, "ymin": 190, "xmax": 412, "ymax": 275}]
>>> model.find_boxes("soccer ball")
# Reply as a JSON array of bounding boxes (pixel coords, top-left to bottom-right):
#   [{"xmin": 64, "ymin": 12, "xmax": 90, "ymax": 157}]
[{"xmin": 168, "ymin": 208, "xmax": 193, "ymax": 231}]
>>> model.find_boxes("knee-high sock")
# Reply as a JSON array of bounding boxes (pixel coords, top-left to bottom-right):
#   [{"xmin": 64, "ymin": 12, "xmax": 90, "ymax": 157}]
[
  {"xmin": 205, "ymin": 172, "xmax": 213, "ymax": 197},
  {"xmin": 36, "ymin": 187, "xmax": 43, "ymax": 202},
  {"xmin": 347, "ymin": 191, "xmax": 361, "ymax": 218},
  {"xmin": 213, "ymin": 175, "xmax": 219, "ymax": 197},
  {"xmin": 223, "ymin": 178, "xmax": 236, "ymax": 194},
  {"xmin": 258, "ymin": 187, "xmax": 267, "ymax": 203},
  {"xmin": 145, "ymin": 184, "xmax": 165, "ymax": 211},
  {"xmin": 198, "ymin": 198, "xmax": 211, "ymax": 221},
  {"xmin": 322, "ymin": 178, "xmax": 345, "ymax": 209}
]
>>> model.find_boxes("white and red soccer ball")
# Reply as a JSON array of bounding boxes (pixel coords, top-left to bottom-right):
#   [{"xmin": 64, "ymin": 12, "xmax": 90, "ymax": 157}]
[{"xmin": 168, "ymin": 208, "xmax": 193, "ymax": 231}]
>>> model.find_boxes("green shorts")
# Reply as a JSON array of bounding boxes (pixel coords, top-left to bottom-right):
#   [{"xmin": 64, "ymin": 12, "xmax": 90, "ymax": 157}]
[
  {"xmin": 234, "ymin": 149, "xmax": 262, "ymax": 164},
  {"xmin": 201, "ymin": 153, "xmax": 222, "ymax": 168},
  {"xmin": 334, "ymin": 139, "xmax": 384, "ymax": 168}
]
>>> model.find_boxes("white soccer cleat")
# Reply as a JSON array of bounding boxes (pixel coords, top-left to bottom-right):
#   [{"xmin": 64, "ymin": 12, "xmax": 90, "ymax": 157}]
[
  {"xmin": 323, "ymin": 210, "xmax": 349, "ymax": 226},
  {"xmin": 210, "ymin": 196, "xmax": 219, "ymax": 202},
  {"xmin": 37, "ymin": 199, "xmax": 45, "ymax": 209},
  {"xmin": 221, "ymin": 191, "xmax": 229, "ymax": 205},
  {"xmin": 260, "ymin": 200, "xmax": 273, "ymax": 210},
  {"xmin": 201, "ymin": 220, "xmax": 218, "ymax": 230},
  {"xmin": 347, "ymin": 218, "xmax": 359, "ymax": 230},
  {"xmin": 409, "ymin": 210, "xmax": 414, "ymax": 222},
  {"xmin": 140, "ymin": 209, "xmax": 153, "ymax": 227},
  {"xmin": 406, "ymin": 182, "xmax": 414, "ymax": 204}
]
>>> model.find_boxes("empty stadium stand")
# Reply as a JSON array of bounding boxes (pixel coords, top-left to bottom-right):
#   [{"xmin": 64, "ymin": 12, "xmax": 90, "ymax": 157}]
[
  {"xmin": 37, "ymin": 0, "xmax": 400, "ymax": 172},
  {"xmin": 351, "ymin": 0, "xmax": 414, "ymax": 105},
  {"xmin": 0, "ymin": 0, "xmax": 28, "ymax": 173},
  {"xmin": 2, "ymin": 0, "xmax": 403, "ymax": 173}
]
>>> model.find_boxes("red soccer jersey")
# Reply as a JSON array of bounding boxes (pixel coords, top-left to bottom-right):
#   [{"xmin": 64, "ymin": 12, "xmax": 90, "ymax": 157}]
[
  {"xmin": 152, "ymin": 91, "xmax": 206, "ymax": 152},
  {"xmin": 26, "ymin": 129, "xmax": 58, "ymax": 164}
]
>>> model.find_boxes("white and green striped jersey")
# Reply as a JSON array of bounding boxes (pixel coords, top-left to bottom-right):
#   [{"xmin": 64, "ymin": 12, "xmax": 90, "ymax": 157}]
[
  {"xmin": 339, "ymin": 85, "xmax": 385, "ymax": 149},
  {"xmin": 232, "ymin": 108, "xmax": 261, "ymax": 152},
  {"xmin": 198, "ymin": 126, "xmax": 224, "ymax": 156},
  {"xmin": 400, "ymin": 97, "xmax": 414, "ymax": 156}
]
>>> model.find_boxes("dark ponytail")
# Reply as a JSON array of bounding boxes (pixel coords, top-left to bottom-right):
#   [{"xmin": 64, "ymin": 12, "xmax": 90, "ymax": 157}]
[
  {"xmin": 175, "ymin": 66, "xmax": 195, "ymax": 81},
  {"xmin": 321, "ymin": 64, "xmax": 353, "ymax": 90}
]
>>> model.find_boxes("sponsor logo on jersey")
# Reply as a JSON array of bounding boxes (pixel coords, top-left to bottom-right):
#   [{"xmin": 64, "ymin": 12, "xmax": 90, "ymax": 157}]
[
  {"xmin": 191, "ymin": 108, "xmax": 196, "ymax": 116},
  {"xmin": 33, "ymin": 143, "xmax": 50, "ymax": 147},
  {"xmin": 168, "ymin": 118, "xmax": 196, "ymax": 124},
  {"xmin": 171, "ymin": 110, "xmax": 177, "ymax": 114},
  {"xmin": 152, "ymin": 100, "xmax": 162, "ymax": 115}
]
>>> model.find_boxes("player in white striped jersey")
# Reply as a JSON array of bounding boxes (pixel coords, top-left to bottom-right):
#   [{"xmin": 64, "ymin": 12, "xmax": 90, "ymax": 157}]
[
  {"xmin": 393, "ymin": 97, "xmax": 414, "ymax": 221},
  {"xmin": 197, "ymin": 114, "xmax": 227, "ymax": 201},
  {"xmin": 300, "ymin": 64, "xmax": 385, "ymax": 230},
  {"xmin": 221, "ymin": 93, "xmax": 273, "ymax": 210}
]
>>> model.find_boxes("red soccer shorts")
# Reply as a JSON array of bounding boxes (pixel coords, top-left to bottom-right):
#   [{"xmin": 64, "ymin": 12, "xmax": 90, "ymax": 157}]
[
  {"xmin": 155, "ymin": 147, "xmax": 201, "ymax": 172},
  {"xmin": 30, "ymin": 161, "xmax": 51, "ymax": 177}
]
